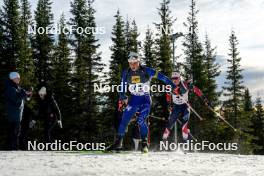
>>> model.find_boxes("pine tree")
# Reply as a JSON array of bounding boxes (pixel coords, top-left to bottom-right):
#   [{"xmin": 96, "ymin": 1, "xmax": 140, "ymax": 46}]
[
  {"xmin": 85, "ymin": 0, "xmax": 104, "ymax": 140},
  {"xmin": 223, "ymin": 30, "xmax": 244, "ymax": 129},
  {"xmin": 33, "ymin": 0, "xmax": 54, "ymax": 87},
  {"xmin": 151, "ymin": 0, "xmax": 175, "ymax": 143},
  {"xmin": 222, "ymin": 30, "xmax": 245, "ymax": 150},
  {"xmin": 129, "ymin": 20, "xmax": 139, "ymax": 53},
  {"xmin": 69, "ymin": 0, "xmax": 104, "ymax": 141},
  {"xmin": 251, "ymin": 97, "xmax": 264, "ymax": 154},
  {"xmin": 183, "ymin": 0, "xmax": 206, "ymax": 86},
  {"xmin": 182, "ymin": 0, "xmax": 207, "ymax": 138},
  {"xmin": 200, "ymin": 34, "xmax": 221, "ymax": 141},
  {"xmin": 203, "ymin": 34, "xmax": 220, "ymax": 104},
  {"xmin": 154, "ymin": 0, "xmax": 174, "ymax": 76},
  {"xmin": 0, "ymin": 9, "xmax": 7, "ymax": 79},
  {"xmin": 108, "ymin": 10, "xmax": 126, "ymax": 95},
  {"xmin": 0, "ymin": 7, "xmax": 7, "ymax": 149},
  {"xmin": 0, "ymin": 0, "xmax": 21, "ymax": 70},
  {"xmin": 53, "ymin": 14, "xmax": 71, "ymax": 97},
  {"xmin": 243, "ymin": 89, "xmax": 253, "ymax": 112},
  {"xmin": 101, "ymin": 10, "xmax": 127, "ymax": 143},
  {"xmin": 238, "ymin": 88, "xmax": 255, "ymax": 154},
  {"xmin": 52, "ymin": 14, "xmax": 74, "ymax": 142},
  {"xmin": 18, "ymin": 0, "xmax": 35, "ymax": 88},
  {"xmin": 69, "ymin": 0, "xmax": 88, "ymax": 109},
  {"xmin": 0, "ymin": 9, "xmax": 6, "ymax": 74},
  {"xmin": 143, "ymin": 27, "xmax": 156, "ymax": 68},
  {"xmin": 124, "ymin": 18, "xmax": 139, "ymax": 59},
  {"xmin": 124, "ymin": 18, "xmax": 131, "ymax": 59}
]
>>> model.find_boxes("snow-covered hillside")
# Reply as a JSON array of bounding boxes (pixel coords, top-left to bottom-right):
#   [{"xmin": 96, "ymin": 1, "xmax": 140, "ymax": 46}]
[{"xmin": 0, "ymin": 151, "xmax": 263, "ymax": 176}]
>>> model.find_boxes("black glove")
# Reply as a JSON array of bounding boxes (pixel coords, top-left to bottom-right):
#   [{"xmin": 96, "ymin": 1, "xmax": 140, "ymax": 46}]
[{"xmin": 204, "ymin": 98, "xmax": 212, "ymax": 108}]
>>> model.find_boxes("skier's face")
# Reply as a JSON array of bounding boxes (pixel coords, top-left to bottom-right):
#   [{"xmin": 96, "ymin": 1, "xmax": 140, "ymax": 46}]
[
  {"xmin": 172, "ymin": 77, "xmax": 180, "ymax": 85},
  {"xmin": 12, "ymin": 78, "xmax": 20, "ymax": 85},
  {"xmin": 129, "ymin": 61, "xmax": 140, "ymax": 71},
  {"xmin": 39, "ymin": 93, "xmax": 46, "ymax": 100}
]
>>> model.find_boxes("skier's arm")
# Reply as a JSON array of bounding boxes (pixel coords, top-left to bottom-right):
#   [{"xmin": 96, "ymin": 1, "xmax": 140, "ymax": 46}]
[
  {"xmin": 146, "ymin": 67, "xmax": 176, "ymax": 90},
  {"xmin": 6, "ymin": 87, "xmax": 27, "ymax": 106},
  {"xmin": 165, "ymin": 93, "xmax": 173, "ymax": 112},
  {"xmin": 51, "ymin": 96, "xmax": 62, "ymax": 121},
  {"xmin": 165, "ymin": 92, "xmax": 172, "ymax": 104},
  {"xmin": 119, "ymin": 70, "xmax": 128, "ymax": 101},
  {"xmin": 188, "ymin": 83, "xmax": 212, "ymax": 107}
]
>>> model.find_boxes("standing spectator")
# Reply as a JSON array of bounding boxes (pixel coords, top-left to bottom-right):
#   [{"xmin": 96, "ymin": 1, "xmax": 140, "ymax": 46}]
[
  {"xmin": 19, "ymin": 98, "xmax": 35, "ymax": 150},
  {"xmin": 4, "ymin": 72, "xmax": 32, "ymax": 150},
  {"xmin": 37, "ymin": 87, "xmax": 62, "ymax": 143}
]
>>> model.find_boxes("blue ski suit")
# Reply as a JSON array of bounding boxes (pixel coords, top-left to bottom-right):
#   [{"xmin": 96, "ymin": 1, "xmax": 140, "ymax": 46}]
[{"xmin": 118, "ymin": 66, "xmax": 176, "ymax": 139}]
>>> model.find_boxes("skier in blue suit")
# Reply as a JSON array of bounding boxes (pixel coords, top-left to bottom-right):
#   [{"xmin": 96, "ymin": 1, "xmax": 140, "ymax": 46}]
[{"xmin": 107, "ymin": 52, "xmax": 177, "ymax": 153}]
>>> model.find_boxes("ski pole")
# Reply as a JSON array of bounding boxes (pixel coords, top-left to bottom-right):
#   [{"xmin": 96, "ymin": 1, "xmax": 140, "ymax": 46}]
[
  {"xmin": 149, "ymin": 115, "xmax": 166, "ymax": 121},
  {"xmin": 177, "ymin": 96, "xmax": 204, "ymax": 121},
  {"xmin": 207, "ymin": 106, "xmax": 237, "ymax": 132}
]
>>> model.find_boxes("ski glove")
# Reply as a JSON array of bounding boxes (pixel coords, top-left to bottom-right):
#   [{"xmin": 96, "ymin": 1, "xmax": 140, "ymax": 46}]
[
  {"xmin": 204, "ymin": 98, "xmax": 212, "ymax": 108},
  {"xmin": 29, "ymin": 120, "xmax": 36, "ymax": 129},
  {"xmin": 57, "ymin": 120, "xmax": 63, "ymax": 128}
]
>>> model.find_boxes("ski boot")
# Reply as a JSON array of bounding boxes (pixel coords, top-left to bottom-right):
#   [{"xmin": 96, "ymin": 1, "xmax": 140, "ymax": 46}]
[
  {"xmin": 141, "ymin": 138, "xmax": 149, "ymax": 153},
  {"xmin": 105, "ymin": 136, "xmax": 123, "ymax": 153},
  {"xmin": 162, "ymin": 128, "xmax": 170, "ymax": 140}
]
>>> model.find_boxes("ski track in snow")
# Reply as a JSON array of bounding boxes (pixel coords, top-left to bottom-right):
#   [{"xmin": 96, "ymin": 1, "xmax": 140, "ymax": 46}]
[{"xmin": 0, "ymin": 151, "xmax": 264, "ymax": 176}]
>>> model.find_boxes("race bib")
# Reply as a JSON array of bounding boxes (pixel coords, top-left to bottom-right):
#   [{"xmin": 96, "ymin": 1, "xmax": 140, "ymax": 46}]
[
  {"xmin": 129, "ymin": 81, "xmax": 150, "ymax": 96},
  {"xmin": 131, "ymin": 76, "xmax": 141, "ymax": 83}
]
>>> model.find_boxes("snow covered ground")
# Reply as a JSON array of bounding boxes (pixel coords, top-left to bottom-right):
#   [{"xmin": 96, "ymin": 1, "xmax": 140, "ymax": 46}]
[{"xmin": 0, "ymin": 151, "xmax": 263, "ymax": 176}]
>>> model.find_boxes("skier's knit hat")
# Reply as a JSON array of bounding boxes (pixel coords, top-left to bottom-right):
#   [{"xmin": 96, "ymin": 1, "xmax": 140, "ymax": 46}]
[
  {"xmin": 128, "ymin": 52, "xmax": 140, "ymax": 63},
  {"xmin": 38, "ymin": 86, "xmax": 47, "ymax": 96},
  {"xmin": 171, "ymin": 72, "xmax": 181, "ymax": 79},
  {"xmin": 9, "ymin": 72, "xmax": 20, "ymax": 80}
]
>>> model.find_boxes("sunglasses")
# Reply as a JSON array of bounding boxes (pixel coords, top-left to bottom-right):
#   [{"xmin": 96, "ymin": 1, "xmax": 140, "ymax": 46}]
[{"xmin": 172, "ymin": 77, "xmax": 180, "ymax": 80}]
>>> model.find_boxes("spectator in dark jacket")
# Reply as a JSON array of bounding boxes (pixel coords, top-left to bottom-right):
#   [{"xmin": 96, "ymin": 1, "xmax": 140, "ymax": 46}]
[
  {"xmin": 4, "ymin": 72, "xmax": 32, "ymax": 150},
  {"xmin": 37, "ymin": 87, "xmax": 62, "ymax": 143},
  {"xmin": 19, "ymin": 99, "xmax": 35, "ymax": 150}
]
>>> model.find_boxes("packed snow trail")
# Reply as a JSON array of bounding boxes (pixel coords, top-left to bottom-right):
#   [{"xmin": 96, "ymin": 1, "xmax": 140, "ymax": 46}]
[{"xmin": 0, "ymin": 151, "xmax": 263, "ymax": 176}]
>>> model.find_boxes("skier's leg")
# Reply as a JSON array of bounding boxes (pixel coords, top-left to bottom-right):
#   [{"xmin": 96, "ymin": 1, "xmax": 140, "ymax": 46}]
[
  {"xmin": 167, "ymin": 107, "xmax": 181, "ymax": 129},
  {"xmin": 181, "ymin": 106, "xmax": 190, "ymax": 141},
  {"xmin": 137, "ymin": 96, "xmax": 151, "ymax": 153},
  {"xmin": 163, "ymin": 105, "xmax": 181, "ymax": 140},
  {"xmin": 137, "ymin": 105, "xmax": 150, "ymax": 137},
  {"xmin": 47, "ymin": 120, "xmax": 57, "ymax": 143},
  {"xmin": 107, "ymin": 96, "xmax": 138, "ymax": 151},
  {"xmin": 118, "ymin": 105, "xmax": 138, "ymax": 137}
]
